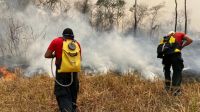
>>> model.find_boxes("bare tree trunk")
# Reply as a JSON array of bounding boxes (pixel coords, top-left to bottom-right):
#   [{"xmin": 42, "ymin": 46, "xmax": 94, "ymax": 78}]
[
  {"xmin": 175, "ymin": 0, "xmax": 178, "ymax": 32},
  {"xmin": 134, "ymin": 0, "xmax": 137, "ymax": 37},
  {"xmin": 0, "ymin": 37, "xmax": 5, "ymax": 56},
  {"xmin": 7, "ymin": 41, "xmax": 14, "ymax": 56},
  {"xmin": 0, "ymin": 47, "xmax": 4, "ymax": 56},
  {"xmin": 82, "ymin": 0, "xmax": 89, "ymax": 14},
  {"xmin": 184, "ymin": 0, "xmax": 187, "ymax": 34},
  {"xmin": 0, "ymin": 40, "xmax": 5, "ymax": 56},
  {"xmin": 117, "ymin": 8, "xmax": 120, "ymax": 28}
]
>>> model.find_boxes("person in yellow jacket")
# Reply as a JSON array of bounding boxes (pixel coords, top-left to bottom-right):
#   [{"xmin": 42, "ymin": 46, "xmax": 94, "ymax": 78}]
[
  {"xmin": 45, "ymin": 28, "xmax": 81, "ymax": 112},
  {"xmin": 158, "ymin": 31, "xmax": 192, "ymax": 96}
]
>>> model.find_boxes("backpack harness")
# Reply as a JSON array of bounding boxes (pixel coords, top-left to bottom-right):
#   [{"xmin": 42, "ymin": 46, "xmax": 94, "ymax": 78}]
[{"xmin": 157, "ymin": 36, "xmax": 181, "ymax": 58}]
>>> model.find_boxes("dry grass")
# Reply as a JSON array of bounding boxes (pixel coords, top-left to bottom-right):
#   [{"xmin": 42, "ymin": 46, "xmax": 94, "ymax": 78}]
[{"xmin": 0, "ymin": 73, "xmax": 200, "ymax": 112}]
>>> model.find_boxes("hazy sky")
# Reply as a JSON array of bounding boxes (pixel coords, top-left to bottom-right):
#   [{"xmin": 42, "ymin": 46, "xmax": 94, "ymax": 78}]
[{"xmin": 137, "ymin": 0, "xmax": 200, "ymax": 32}]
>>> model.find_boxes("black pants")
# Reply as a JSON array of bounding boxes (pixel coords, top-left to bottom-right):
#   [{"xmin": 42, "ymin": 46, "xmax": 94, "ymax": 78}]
[
  {"xmin": 162, "ymin": 53, "xmax": 184, "ymax": 89},
  {"xmin": 54, "ymin": 70, "xmax": 79, "ymax": 112}
]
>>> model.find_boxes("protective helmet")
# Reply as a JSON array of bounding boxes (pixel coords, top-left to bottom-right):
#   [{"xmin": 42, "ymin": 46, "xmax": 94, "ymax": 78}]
[{"xmin": 167, "ymin": 31, "xmax": 175, "ymax": 36}]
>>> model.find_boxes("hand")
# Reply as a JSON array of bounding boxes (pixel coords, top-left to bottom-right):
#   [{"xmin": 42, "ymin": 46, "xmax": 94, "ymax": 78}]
[
  {"xmin": 52, "ymin": 53, "xmax": 56, "ymax": 58},
  {"xmin": 181, "ymin": 46, "xmax": 184, "ymax": 49}
]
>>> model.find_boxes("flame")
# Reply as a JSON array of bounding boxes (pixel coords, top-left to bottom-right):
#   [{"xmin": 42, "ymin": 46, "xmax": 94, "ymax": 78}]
[{"xmin": 0, "ymin": 67, "xmax": 16, "ymax": 81}]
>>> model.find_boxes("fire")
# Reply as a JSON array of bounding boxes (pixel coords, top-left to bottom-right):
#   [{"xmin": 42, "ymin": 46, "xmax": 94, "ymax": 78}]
[{"xmin": 0, "ymin": 66, "xmax": 16, "ymax": 81}]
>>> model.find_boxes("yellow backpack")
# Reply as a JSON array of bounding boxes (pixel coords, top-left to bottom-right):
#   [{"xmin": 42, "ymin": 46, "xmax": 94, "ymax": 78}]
[{"xmin": 58, "ymin": 39, "xmax": 81, "ymax": 73}]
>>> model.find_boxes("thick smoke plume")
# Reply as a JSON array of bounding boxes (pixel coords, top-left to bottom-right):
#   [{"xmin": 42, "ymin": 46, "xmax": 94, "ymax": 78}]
[{"xmin": 0, "ymin": 1, "xmax": 199, "ymax": 79}]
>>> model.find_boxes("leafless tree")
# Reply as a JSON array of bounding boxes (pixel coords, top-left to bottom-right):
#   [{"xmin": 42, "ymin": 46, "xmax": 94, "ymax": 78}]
[
  {"xmin": 0, "ymin": 17, "xmax": 39, "ymax": 57},
  {"xmin": 174, "ymin": 0, "xmax": 178, "ymax": 32},
  {"xmin": 7, "ymin": 18, "xmax": 23, "ymax": 56},
  {"xmin": 133, "ymin": 0, "xmax": 137, "ymax": 37},
  {"xmin": 74, "ymin": 0, "xmax": 90, "ymax": 14},
  {"xmin": 184, "ymin": 0, "xmax": 187, "ymax": 34},
  {"xmin": 94, "ymin": 0, "xmax": 125, "ymax": 31},
  {"xmin": 167, "ymin": 9, "xmax": 188, "ymax": 33},
  {"xmin": 149, "ymin": 3, "xmax": 164, "ymax": 38},
  {"xmin": 36, "ymin": 0, "xmax": 58, "ymax": 10},
  {"xmin": 130, "ymin": 3, "xmax": 149, "ymax": 36},
  {"xmin": 0, "ymin": 35, "xmax": 5, "ymax": 57},
  {"xmin": 35, "ymin": 0, "xmax": 70, "ymax": 13},
  {"xmin": 115, "ymin": 0, "xmax": 125, "ymax": 28}
]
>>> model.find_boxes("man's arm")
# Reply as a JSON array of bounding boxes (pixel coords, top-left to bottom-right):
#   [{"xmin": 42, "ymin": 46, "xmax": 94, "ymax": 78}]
[
  {"xmin": 182, "ymin": 35, "xmax": 193, "ymax": 48},
  {"xmin": 44, "ymin": 49, "xmax": 55, "ymax": 58},
  {"xmin": 45, "ymin": 39, "xmax": 56, "ymax": 58}
]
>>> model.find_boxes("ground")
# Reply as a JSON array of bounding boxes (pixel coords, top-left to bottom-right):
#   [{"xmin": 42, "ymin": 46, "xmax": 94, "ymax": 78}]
[{"xmin": 0, "ymin": 72, "xmax": 200, "ymax": 112}]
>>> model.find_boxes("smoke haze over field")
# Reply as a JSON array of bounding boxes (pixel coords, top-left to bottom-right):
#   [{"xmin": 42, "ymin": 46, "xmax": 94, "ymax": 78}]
[{"xmin": 0, "ymin": 0, "xmax": 199, "ymax": 79}]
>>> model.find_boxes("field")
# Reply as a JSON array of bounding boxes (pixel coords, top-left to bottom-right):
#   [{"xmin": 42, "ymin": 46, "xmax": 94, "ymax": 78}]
[{"xmin": 0, "ymin": 72, "xmax": 200, "ymax": 112}]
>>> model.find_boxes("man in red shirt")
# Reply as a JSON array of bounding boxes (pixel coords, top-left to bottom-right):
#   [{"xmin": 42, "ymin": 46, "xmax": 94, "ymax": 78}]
[
  {"xmin": 45, "ymin": 28, "xmax": 81, "ymax": 112},
  {"xmin": 162, "ymin": 31, "xmax": 192, "ymax": 96}
]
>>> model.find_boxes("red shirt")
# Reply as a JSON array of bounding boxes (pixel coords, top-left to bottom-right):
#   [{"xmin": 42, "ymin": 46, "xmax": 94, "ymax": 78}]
[
  {"xmin": 174, "ymin": 32, "xmax": 185, "ymax": 46},
  {"xmin": 48, "ymin": 37, "xmax": 81, "ymax": 62}
]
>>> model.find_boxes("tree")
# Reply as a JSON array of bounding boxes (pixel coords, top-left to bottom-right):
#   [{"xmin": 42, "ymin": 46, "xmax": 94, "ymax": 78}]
[
  {"xmin": 35, "ymin": 0, "xmax": 70, "ymax": 13},
  {"xmin": 149, "ymin": 3, "xmax": 164, "ymax": 38},
  {"xmin": 130, "ymin": 3, "xmax": 149, "ymax": 36},
  {"xmin": 94, "ymin": 0, "xmax": 125, "ymax": 31},
  {"xmin": 0, "ymin": 17, "xmax": 41, "ymax": 57},
  {"xmin": 133, "ymin": 0, "xmax": 137, "ymax": 37},
  {"xmin": 115, "ymin": 0, "xmax": 125, "ymax": 28},
  {"xmin": 0, "ymin": 35, "xmax": 5, "ymax": 57},
  {"xmin": 74, "ymin": 0, "xmax": 90, "ymax": 14},
  {"xmin": 184, "ymin": 0, "xmax": 187, "ymax": 34},
  {"xmin": 174, "ymin": 0, "xmax": 178, "ymax": 32}
]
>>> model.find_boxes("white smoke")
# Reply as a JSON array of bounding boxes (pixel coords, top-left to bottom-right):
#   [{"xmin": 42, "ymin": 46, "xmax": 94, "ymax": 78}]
[
  {"xmin": 0, "ymin": 1, "xmax": 199, "ymax": 79},
  {"xmin": 182, "ymin": 40, "xmax": 200, "ymax": 74},
  {"xmin": 0, "ymin": 8, "xmax": 161, "ymax": 79}
]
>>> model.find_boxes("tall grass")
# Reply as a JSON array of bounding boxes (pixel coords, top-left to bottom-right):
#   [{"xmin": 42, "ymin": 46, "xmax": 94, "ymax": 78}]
[{"xmin": 0, "ymin": 73, "xmax": 200, "ymax": 112}]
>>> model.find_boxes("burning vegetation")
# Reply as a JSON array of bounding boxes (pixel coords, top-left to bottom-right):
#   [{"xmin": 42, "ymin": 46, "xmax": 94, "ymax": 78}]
[{"xmin": 0, "ymin": 66, "xmax": 16, "ymax": 81}]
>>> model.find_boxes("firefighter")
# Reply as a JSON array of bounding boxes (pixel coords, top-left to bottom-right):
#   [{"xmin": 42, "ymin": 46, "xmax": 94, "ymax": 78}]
[
  {"xmin": 159, "ymin": 31, "xmax": 192, "ymax": 96},
  {"xmin": 45, "ymin": 28, "xmax": 81, "ymax": 112}
]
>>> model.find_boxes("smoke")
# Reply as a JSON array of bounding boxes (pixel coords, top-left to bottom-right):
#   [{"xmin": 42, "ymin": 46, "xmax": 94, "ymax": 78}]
[
  {"xmin": 0, "ymin": 1, "xmax": 199, "ymax": 79},
  {"xmin": 182, "ymin": 40, "xmax": 200, "ymax": 73},
  {"xmin": 4, "ymin": 0, "xmax": 30, "ymax": 11},
  {"xmin": 81, "ymin": 32, "xmax": 161, "ymax": 78}
]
